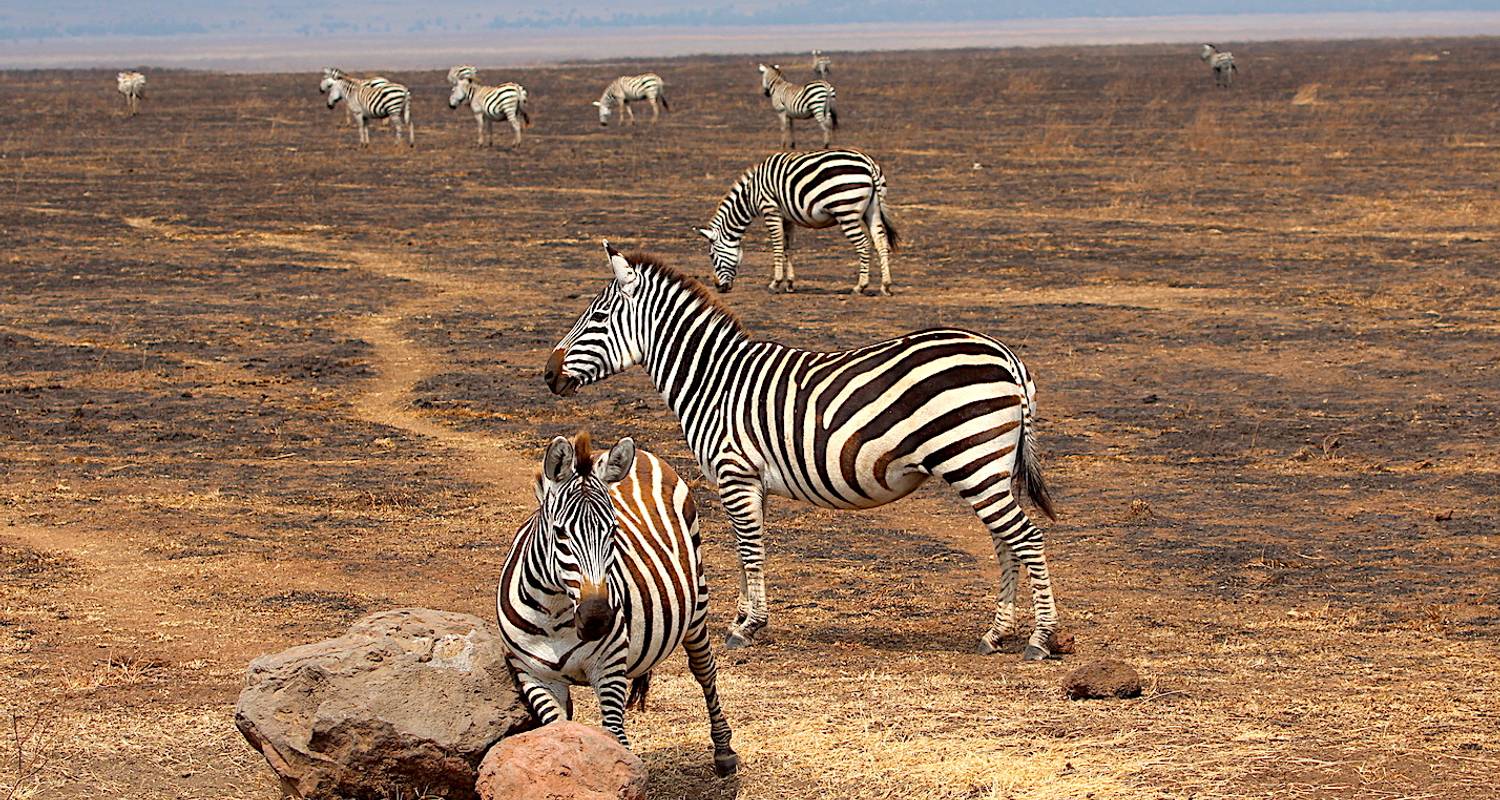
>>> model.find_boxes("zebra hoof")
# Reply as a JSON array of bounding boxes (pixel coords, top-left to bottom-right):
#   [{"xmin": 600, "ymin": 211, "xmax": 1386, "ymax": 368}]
[
  {"xmin": 880, "ymin": 284, "xmax": 894, "ymax": 296},
  {"xmin": 785, "ymin": 281, "xmax": 795, "ymax": 293},
  {"xmin": 1022, "ymin": 645, "xmax": 1050, "ymax": 661},
  {"xmin": 976, "ymin": 638, "xmax": 1002, "ymax": 656},
  {"xmin": 725, "ymin": 631, "xmax": 755, "ymax": 649},
  {"xmin": 714, "ymin": 749, "xmax": 740, "ymax": 777}
]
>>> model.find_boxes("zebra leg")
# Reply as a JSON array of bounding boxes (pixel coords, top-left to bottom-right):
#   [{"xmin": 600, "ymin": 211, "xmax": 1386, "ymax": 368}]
[
  {"xmin": 864, "ymin": 200, "xmax": 894, "ymax": 296},
  {"xmin": 837, "ymin": 216, "xmax": 874, "ymax": 295},
  {"xmin": 358, "ymin": 116, "xmax": 370, "ymax": 148},
  {"xmin": 511, "ymin": 115, "xmax": 523, "ymax": 146},
  {"xmin": 763, "ymin": 210, "xmax": 789, "ymax": 292},
  {"xmin": 783, "ymin": 115, "xmax": 795, "ymax": 149},
  {"xmin": 650, "ymin": 97, "xmax": 661, "ymax": 124},
  {"xmin": 593, "ymin": 670, "xmax": 632, "ymax": 749},
  {"xmin": 509, "ymin": 658, "xmax": 571, "ymax": 723},
  {"xmin": 781, "ymin": 219, "xmax": 797, "ymax": 292},
  {"xmin": 819, "ymin": 114, "xmax": 832, "ymax": 147},
  {"xmin": 685, "ymin": 589, "xmax": 738, "ymax": 776},
  {"xmin": 625, "ymin": 102, "xmax": 636, "ymax": 126},
  {"xmin": 719, "ymin": 475, "xmax": 770, "ymax": 649},
  {"xmin": 977, "ymin": 547, "xmax": 1020, "ymax": 654}
]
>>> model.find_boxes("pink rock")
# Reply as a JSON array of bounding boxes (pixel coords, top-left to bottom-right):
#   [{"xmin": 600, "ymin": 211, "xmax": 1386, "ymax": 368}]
[{"xmin": 477, "ymin": 721, "xmax": 647, "ymax": 800}]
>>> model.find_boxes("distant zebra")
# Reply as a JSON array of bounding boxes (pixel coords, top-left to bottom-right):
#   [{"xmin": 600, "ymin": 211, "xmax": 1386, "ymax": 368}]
[
  {"xmin": 758, "ymin": 64, "xmax": 836, "ymax": 149},
  {"xmin": 449, "ymin": 77, "xmax": 530, "ymax": 147},
  {"xmin": 116, "ymin": 72, "xmax": 145, "ymax": 116},
  {"xmin": 321, "ymin": 68, "xmax": 388, "ymax": 127},
  {"xmin": 321, "ymin": 74, "xmax": 413, "ymax": 147},
  {"xmin": 1200, "ymin": 44, "xmax": 1237, "ymax": 88},
  {"xmin": 546, "ymin": 245, "xmax": 1061, "ymax": 660},
  {"xmin": 498, "ymin": 432, "xmax": 738, "ymax": 776},
  {"xmin": 447, "ymin": 64, "xmax": 477, "ymax": 86},
  {"xmin": 593, "ymin": 74, "xmax": 670, "ymax": 127},
  {"xmin": 698, "ymin": 149, "xmax": 898, "ymax": 295},
  {"xmin": 811, "ymin": 50, "xmax": 832, "ymax": 79}
]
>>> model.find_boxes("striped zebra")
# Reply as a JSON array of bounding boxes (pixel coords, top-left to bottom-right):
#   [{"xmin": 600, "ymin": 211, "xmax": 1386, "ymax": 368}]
[
  {"xmin": 1200, "ymin": 44, "xmax": 1237, "ymax": 88},
  {"xmin": 758, "ymin": 64, "xmax": 836, "ymax": 149},
  {"xmin": 593, "ymin": 74, "xmax": 670, "ymax": 127},
  {"xmin": 447, "ymin": 64, "xmax": 477, "ymax": 86},
  {"xmin": 545, "ymin": 244, "xmax": 1061, "ymax": 660},
  {"xmin": 697, "ymin": 149, "xmax": 898, "ymax": 296},
  {"xmin": 498, "ymin": 433, "xmax": 738, "ymax": 776},
  {"xmin": 116, "ymin": 71, "xmax": 145, "ymax": 116},
  {"xmin": 811, "ymin": 50, "xmax": 832, "ymax": 79},
  {"xmin": 449, "ymin": 77, "xmax": 530, "ymax": 147},
  {"xmin": 321, "ymin": 74, "xmax": 413, "ymax": 147},
  {"xmin": 321, "ymin": 68, "xmax": 388, "ymax": 127}
]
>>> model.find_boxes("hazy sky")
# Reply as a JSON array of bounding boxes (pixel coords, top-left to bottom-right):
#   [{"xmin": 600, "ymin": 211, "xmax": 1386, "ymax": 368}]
[{"xmin": 4, "ymin": 0, "xmax": 1499, "ymax": 39}]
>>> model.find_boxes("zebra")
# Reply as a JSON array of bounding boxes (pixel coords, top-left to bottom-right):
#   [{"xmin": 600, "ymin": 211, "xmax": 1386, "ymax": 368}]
[
  {"xmin": 322, "ymin": 74, "xmax": 413, "ymax": 147},
  {"xmin": 593, "ymin": 74, "xmax": 670, "ymax": 127},
  {"xmin": 1200, "ymin": 44, "xmax": 1237, "ymax": 88},
  {"xmin": 758, "ymin": 64, "xmax": 836, "ymax": 149},
  {"xmin": 697, "ymin": 149, "xmax": 898, "ymax": 296},
  {"xmin": 321, "ymin": 68, "xmax": 388, "ymax": 127},
  {"xmin": 545, "ymin": 243, "xmax": 1061, "ymax": 661},
  {"xmin": 498, "ymin": 432, "xmax": 738, "ymax": 776},
  {"xmin": 116, "ymin": 71, "xmax": 145, "ymax": 116},
  {"xmin": 449, "ymin": 77, "xmax": 530, "ymax": 147},
  {"xmin": 447, "ymin": 64, "xmax": 477, "ymax": 86},
  {"xmin": 811, "ymin": 50, "xmax": 832, "ymax": 79}
]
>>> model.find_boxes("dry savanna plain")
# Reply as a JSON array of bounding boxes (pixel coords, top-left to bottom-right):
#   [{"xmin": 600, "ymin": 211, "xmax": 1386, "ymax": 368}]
[{"xmin": 2, "ymin": 38, "xmax": 1499, "ymax": 800}]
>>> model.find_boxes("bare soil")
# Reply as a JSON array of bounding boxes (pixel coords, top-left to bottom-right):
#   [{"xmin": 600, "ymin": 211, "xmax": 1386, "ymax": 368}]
[{"xmin": 2, "ymin": 39, "xmax": 1498, "ymax": 800}]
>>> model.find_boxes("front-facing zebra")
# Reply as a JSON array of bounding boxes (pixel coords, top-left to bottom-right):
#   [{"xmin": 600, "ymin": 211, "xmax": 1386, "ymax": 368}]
[
  {"xmin": 811, "ymin": 50, "xmax": 832, "ymax": 79},
  {"xmin": 321, "ymin": 74, "xmax": 413, "ymax": 147},
  {"xmin": 698, "ymin": 149, "xmax": 898, "ymax": 295},
  {"xmin": 1200, "ymin": 44, "xmax": 1237, "ymax": 88},
  {"xmin": 758, "ymin": 64, "xmax": 836, "ymax": 149},
  {"xmin": 449, "ymin": 77, "xmax": 530, "ymax": 147},
  {"xmin": 116, "ymin": 71, "xmax": 145, "ymax": 116},
  {"xmin": 498, "ymin": 432, "xmax": 738, "ymax": 776},
  {"xmin": 594, "ymin": 74, "xmax": 670, "ymax": 127},
  {"xmin": 546, "ymin": 244, "xmax": 1061, "ymax": 660}
]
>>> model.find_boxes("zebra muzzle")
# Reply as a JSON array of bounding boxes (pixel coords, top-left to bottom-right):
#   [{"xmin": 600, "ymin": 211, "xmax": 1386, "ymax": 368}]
[
  {"xmin": 574, "ymin": 596, "xmax": 614, "ymax": 642},
  {"xmin": 544, "ymin": 349, "xmax": 579, "ymax": 396}
]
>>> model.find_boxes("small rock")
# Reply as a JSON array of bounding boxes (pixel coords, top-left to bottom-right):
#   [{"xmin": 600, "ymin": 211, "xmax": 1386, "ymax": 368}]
[
  {"xmin": 1049, "ymin": 631, "xmax": 1077, "ymax": 655},
  {"xmin": 1435, "ymin": 509, "xmax": 1453, "ymax": 521},
  {"xmin": 1062, "ymin": 658, "xmax": 1142, "ymax": 700},
  {"xmin": 477, "ymin": 722, "xmax": 647, "ymax": 800},
  {"xmin": 1141, "ymin": 393, "xmax": 1159, "ymax": 404}
]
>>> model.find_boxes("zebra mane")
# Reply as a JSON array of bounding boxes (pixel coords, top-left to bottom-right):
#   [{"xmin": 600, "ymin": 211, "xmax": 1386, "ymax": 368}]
[
  {"xmin": 626, "ymin": 252, "xmax": 746, "ymax": 334},
  {"xmin": 573, "ymin": 431, "xmax": 593, "ymax": 479}
]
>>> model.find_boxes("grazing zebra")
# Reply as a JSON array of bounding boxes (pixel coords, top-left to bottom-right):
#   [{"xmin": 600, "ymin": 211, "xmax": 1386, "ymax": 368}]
[
  {"xmin": 449, "ymin": 78, "xmax": 530, "ymax": 147},
  {"xmin": 698, "ymin": 149, "xmax": 898, "ymax": 296},
  {"xmin": 116, "ymin": 71, "xmax": 145, "ymax": 116},
  {"xmin": 322, "ymin": 74, "xmax": 413, "ymax": 147},
  {"xmin": 498, "ymin": 433, "xmax": 738, "ymax": 776},
  {"xmin": 1200, "ymin": 44, "xmax": 1237, "ymax": 88},
  {"xmin": 545, "ymin": 244, "xmax": 1061, "ymax": 660},
  {"xmin": 447, "ymin": 64, "xmax": 477, "ymax": 86},
  {"xmin": 593, "ymin": 74, "xmax": 670, "ymax": 127},
  {"xmin": 811, "ymin": 50, "xmax": 832, "ymax": 79},
  {"xmin": 758, "ymin": 64, "xmax": 836, "ymax": 149}
]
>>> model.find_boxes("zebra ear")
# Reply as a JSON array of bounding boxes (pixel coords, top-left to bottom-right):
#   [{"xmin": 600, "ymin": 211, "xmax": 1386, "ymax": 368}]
[
  {"xmin": 604, "ymin": 240, "xmax": 639, "ymax": 293},
  {"xmin": 598, "ymin": 437, "xmax": 636, "ymax": 485},
  {"xmin": 591, "ymin": 101, "xmax": 602, "ymax": 107},
  {"xmin": 696, "ymin": 227, "xmax": 716, "ymax": 241},
  {"xmin": 542, "ymin": 436, "xmax": 576, "ymax": 484}
]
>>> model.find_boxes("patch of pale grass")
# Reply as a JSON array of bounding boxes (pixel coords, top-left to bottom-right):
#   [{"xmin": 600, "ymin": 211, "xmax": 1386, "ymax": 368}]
[{"xmin": 1291, "ymin": 83, "xmax": 1321, "ymax": 106}]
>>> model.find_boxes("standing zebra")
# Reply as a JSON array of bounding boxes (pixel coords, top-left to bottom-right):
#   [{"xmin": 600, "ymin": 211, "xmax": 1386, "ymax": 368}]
[
  {"xmin": 449, "ymin": 77, "xmax": 530, "ymax": 147},
  {"xmin": 447, "ymin": 64, "xmax": 477, "ymax": 86},
  {"xmin": 498, "ymin": 433, "xmax": 738, "ymax": 776},
  {"xmin": 322, "ymin": 74, "xmax": 413, "ymax": 147},
  {"xmin": 811, "ymin": 50, "xmax": 832, "ymax": 79},
  {"xmin": 698, "ymin": 149, "xmax": 898, "ymax": 295},
  {"xmin": 593, "ymin": 74, "xmax": 670, "ymax": 127},
  {"xmin": 758, "ymin": 64, "xmax": 836, "ymax": 149},
  {"xmin": 1200, "ymin": 44, "xmax": 1237, "ymax": 88},
  {"xmin": 116, "ymin": 71, "xmax": 145, "ymax": 116},
  {"xmin": 321, "ymin": 69, "xmax": 388, "ymax": 127},
  {"xmin": 545, "ymin": 244, "xmax": 1061, "ymax": 660}
]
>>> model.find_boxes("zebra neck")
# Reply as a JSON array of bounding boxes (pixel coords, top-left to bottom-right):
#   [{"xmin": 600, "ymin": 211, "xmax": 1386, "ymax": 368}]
[{"xmin": 712, "ymin": 179, "xmax": 760, "ymax": 241}]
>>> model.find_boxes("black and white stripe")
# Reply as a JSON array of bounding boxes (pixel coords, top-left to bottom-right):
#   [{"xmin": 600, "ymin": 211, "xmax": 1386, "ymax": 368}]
[
  {"xmin": 116, "ymin": 71, "xmax": 145, "ymax": 116},
  {"xmin": 1200, "ymin": 44, "xmax": 1237, "ymax": 88},
  {"xmin": 447, "ymin": 64, "xmax": 477, "ymax": 86},
  {"xmin": 698, "ymin": 149, "xmax": 899, "ymax": 295},
  {"xmin": 321, "ymin": 74, "xmax": 413, "ymax": 147},
  {"xmin": 498, "ymin": 433, "xmax": 738, "ymax": 776},
  {"xmin": 811, "ymin": 50, "xmax": 832, "ymax": 79},
  {"xmin": 449, "ymin": 78, "xmax": 530, "ymax": 147},
  {"xmin": 546, "ymin": 245, "xmax": 1061, "ymax": 661},
  {"xmin": 594, "ymin": 73, "xmax": 669, "ymax": 127},
  {"xmin": 758, "ymin": 63, "xmax": 837, "ymax": 148}
]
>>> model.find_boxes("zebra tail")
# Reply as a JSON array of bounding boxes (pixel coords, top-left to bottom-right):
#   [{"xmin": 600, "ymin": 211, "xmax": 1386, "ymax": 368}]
[
  {"xmin": 1017, "ymin": 406, "xmax": 1056, "ymax": 521},
  {"xmin": 519, "ymin": 107, "xmax": 532, "ymax": 127},
  {"xmin": 625, "ymin": 673, "xmax": 652, "ymax": 712},
  {"xmin": 830, "ymin": 105, "xmax": 839, "ymax": 130},
  {"xmin": 659, "ymin": 94, "xmax": 670, "ymax": 112},
  {"xmin": 875, "ymin": 173, "xmax": 899, "ymax": 251}
]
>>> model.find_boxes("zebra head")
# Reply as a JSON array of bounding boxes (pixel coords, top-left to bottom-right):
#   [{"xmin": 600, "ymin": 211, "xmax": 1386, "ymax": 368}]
[
  {"xmin": 696, "ymin": 226, "xmax": 743, "ymax": 293},
  {"xmin": 758, "ymin": 64, "xmax": 782, "ymax": 97},
  {"xmin": 545, "ymin": 242, "xmax": 647, "ymax": 397},
  {"xmin": 592, "ymin": 97, "xmax": 613, "ymax": 126},
  {"xmin": 324, "ymin": 79, "xmax": 346, "ymax": 109},
  {"xmin": 1200, "ymin": 44, "xmax": 1216, "ymax": 62},
  {"xmin": 448, "ymin": 79, "xmax": 473, "ymax": 110},
  {"xmin": 536, "ymin": 432, "xmax": 635, "ymax": 643}
]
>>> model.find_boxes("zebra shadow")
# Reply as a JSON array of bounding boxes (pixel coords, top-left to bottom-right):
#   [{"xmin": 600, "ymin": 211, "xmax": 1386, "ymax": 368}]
[{"xmin": 640, "ymin": 743, "xmax": 742, "ymax": 799}]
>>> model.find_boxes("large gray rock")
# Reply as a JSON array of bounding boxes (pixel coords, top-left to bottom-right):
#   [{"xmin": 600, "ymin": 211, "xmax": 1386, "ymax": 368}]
[
  {"xmin": 235, "ymin": 607, "xmax": 538, "ymax": 800},
  {"xmin": 476, "ymin": 722, "xmax": 647, "ymax": 800}
]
